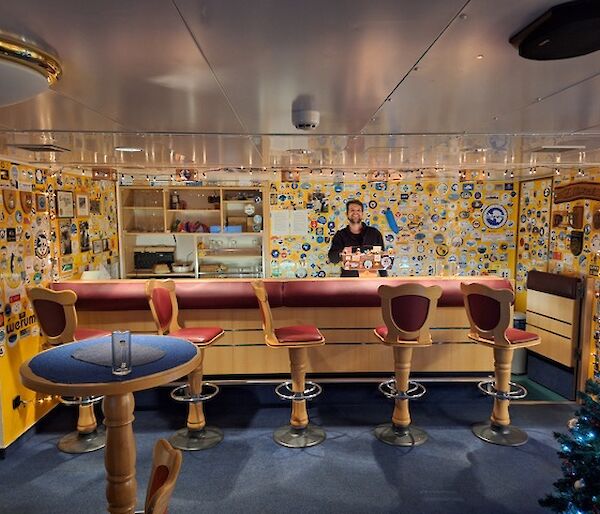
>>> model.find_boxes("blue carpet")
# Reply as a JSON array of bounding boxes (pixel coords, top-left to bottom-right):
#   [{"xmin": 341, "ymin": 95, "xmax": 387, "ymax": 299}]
[{"xmin": 0, "ymin": 383, "xmax": 575, "ymax": 514}]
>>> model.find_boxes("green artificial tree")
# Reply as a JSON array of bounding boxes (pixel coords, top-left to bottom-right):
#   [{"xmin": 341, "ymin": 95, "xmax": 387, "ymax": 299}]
[{"xmin": 540, "ymin": 379, "xmax": 600, "ymax": 513}]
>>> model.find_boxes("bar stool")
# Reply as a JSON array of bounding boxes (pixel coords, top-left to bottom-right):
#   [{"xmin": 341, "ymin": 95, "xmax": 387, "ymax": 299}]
[
  {"xmin": 26, "ymin": 286, "xmax": 109, "ymax": 453},
  {"xmin": 373, "ymin": 283, "xmax": 442, "ymax": 446},
  {"xmin": 461, "ymin": 282, "xmax": 541, "ymax": 446},
  {"xmin": 251, "ymin": 281, "xmax": 326, "ymax": 448},
  {"xmin": 145, "ymin": 279, "xmax": 224, "ymax": 451}
]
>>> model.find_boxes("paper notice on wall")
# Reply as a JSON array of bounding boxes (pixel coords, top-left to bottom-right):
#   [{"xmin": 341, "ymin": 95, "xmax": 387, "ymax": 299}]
[
  {"xmin": 290, "ymin": 210, "xmax": 309, "ymax": 235},
  {"xmin": 270, "ymin": 210, "xmax": 290, "ymax": 235}
]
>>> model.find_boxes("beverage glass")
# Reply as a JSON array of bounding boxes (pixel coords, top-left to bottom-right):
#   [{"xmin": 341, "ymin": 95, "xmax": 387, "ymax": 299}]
[{"xmin": 111, "ymin": 331, "xmax": 132, "ymax": 376}]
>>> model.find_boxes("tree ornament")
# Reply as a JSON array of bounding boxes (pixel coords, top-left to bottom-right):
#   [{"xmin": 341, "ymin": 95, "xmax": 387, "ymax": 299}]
[
  {"xmin": 574, "ymin": 478, "xmax": 585, "ymax": 490},
  {"xmin": 567, "ymin": 417, "xmax": 578, "ymax": 430}
]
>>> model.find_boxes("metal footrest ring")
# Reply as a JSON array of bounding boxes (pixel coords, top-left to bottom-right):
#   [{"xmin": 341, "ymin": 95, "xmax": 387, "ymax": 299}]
[
  {"xmin": 378, "ymin": 379, "xmax": 426, "ymax": 400},
  {"xmin": 170, "ymin": 382, "xmax": 219, "ymax": 403},
  {"xmin": 477, "ymin": 379, "xmax": 527, "ymax": 400},
  {"xmin": 275, "ymin": 381, "xmax": 322, "ymax": 401},
  {"xmin": 60, "ymin": 395, "xmax": 103, "ymax": 406}
]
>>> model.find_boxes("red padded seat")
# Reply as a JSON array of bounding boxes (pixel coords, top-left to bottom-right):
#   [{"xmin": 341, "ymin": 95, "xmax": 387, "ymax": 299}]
[
  {"xmin": 74, "ymin": 327, "xmax": 110, "ymax": 341},
  {"xmin": 274, "ymin": 325, "xmax": 323, "ymax": 343},
  {"xmin": 505, "ymin": 327, "xmax": 539, "ymax": 344},
  {"xmin": 170, "ymin": 326, "xmax": 224, "ymax": 345}
]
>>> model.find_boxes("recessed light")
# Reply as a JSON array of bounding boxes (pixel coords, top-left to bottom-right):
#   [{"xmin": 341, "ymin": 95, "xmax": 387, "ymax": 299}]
[
  {"xmin": 476, "ymin": 54, "xmax": 484, "ymax": 59},
  {"xmin": 115, "ymin": 147, "xmax": 143, "ymax": 152}
]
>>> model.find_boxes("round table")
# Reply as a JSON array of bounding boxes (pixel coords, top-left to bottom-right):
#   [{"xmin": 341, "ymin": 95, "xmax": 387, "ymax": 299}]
[{"xmin": 20, "ymin": 334, "xmax": 201, "ymax": 514}]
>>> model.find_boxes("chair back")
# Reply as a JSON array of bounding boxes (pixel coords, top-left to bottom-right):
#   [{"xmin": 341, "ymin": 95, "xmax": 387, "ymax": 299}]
[
  {"xmin": 145, "ymin": 279, "xmax": 180, "ymax": 335},
  {"xmin": 251, "ymin": 281, "xmax": 278, "ymax": 346},
  {"xmin": 26, "ymin": 286, "xmax": 78, "ymax": 345},
  {"xmin": 378, "ymin": 283, "xmax": 443, "ymax": 344},
  {"xmin": 461, "ymin": 282, "xmax": 514, "ymax": 345},
  {"xmin": 144, "ymin": 438, "xmax": 182, "ymax": 514}
]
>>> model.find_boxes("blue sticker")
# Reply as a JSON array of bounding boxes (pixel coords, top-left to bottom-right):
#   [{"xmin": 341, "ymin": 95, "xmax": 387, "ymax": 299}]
[
  {"xmin": 271, "ymin": 250, "xmax": 280, "ymax": 258},
  {"xmin": 302, "ymin": 243, "xmax": 311, "ymax": 251},
  {"xmin": 415, "ymin": 233, "xmax": 426, "ymax": 240},
  {"xmin": 316, "ymin": 236, "xmax": 324, "ymax": 243}
]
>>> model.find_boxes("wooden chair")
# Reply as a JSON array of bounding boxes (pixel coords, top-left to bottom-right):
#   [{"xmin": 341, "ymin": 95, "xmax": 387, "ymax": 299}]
[
  {"xmin": 145, "ymin": 279, "xmax": 224, "ymax": 451},
  {"xmin": 461, "ymin": 282, "xmax": 541, "ymax": 446},
  {"xmin": 373, "ymin": 283, "xmax": 442, "ymax": 446},
  {"xmin": 136, "ymin": 439, "xmax": 183, "ymax": 514},
  {"xmin": 251, "ymin": 280, "xmax": 326, "ymax": 448},
  {"xmin": 26, "ymin": 286, "xmax": 110, "ymax": 453}
]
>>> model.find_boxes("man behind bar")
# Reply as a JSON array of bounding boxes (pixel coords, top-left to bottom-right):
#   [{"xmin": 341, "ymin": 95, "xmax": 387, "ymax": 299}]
[{"xmin": 328, "ymin": 199, "xmax": 387, "ymax": 277}]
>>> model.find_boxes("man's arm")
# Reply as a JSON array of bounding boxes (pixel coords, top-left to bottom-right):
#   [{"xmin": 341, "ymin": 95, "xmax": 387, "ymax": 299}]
[{"xmin": 328, "ymin": 230, "xmax": 345, "ymax": 264}]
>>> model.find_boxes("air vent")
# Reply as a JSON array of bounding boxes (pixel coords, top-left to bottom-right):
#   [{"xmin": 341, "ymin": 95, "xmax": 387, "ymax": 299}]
[
  {"xmin": 9, "ymin": 143, "xmax": 70, "ymax": 153},
  {"xmin": 530, "ymin": 145, "xmax": 586, "ymax": 153}
]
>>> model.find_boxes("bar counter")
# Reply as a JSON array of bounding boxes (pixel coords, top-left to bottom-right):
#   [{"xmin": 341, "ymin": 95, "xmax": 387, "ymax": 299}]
[{"xmin": 53, "ymin": 276, "xmax": 513, "ymax": 376}]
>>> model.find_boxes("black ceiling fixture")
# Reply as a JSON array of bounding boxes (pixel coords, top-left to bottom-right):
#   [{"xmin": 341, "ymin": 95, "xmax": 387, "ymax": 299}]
[{"xmin": 510, "ymin": 0, "xmax": 600, "ymax": 60}]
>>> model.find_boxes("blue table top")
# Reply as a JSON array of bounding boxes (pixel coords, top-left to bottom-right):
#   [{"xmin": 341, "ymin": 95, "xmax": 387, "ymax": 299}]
[{"xmin": 29, "ymin": 335, "xmax": 198, "ymax": 384}]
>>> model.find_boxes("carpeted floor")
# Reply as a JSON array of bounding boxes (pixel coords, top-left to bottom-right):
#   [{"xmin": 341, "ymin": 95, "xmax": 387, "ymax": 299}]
[{"xmin": 0, "ymin": 382, "xmax": 575, "ymax": 514}]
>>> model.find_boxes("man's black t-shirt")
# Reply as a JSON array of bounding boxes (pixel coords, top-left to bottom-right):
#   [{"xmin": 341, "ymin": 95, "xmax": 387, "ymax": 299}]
[{"xmin": 327, "ymin": 223, "xmax": 387, "ymax": 277}]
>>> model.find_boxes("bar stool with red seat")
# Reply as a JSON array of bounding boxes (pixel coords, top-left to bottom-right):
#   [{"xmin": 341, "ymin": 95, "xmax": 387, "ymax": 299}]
[
  {"xmin": 145, "ymin": 279, "xmax": 224, "ymax": 451},
  {"xmin": 26, "ymin": 286, "xmax": 110, "ymax": 453},
  {"xmin": 373, "ymin": 283, "xmax": 442, "ymax": 446},
  {"xmin": 251, "ymin": 280, "xmax": 326, "ymax": 448},
  {"xmin": 461, "ymin": 282, "xmax": 541, "ymax": 446}
]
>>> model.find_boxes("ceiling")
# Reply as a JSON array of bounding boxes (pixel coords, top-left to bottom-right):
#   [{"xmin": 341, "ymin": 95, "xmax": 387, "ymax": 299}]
[{"xmin": 0, "ymin": 0, "xmax": 600, "ymax": 179}]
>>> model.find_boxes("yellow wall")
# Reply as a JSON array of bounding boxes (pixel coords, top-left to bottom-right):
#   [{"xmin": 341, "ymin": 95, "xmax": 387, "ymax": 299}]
[{"xmin": 0, "ymin": 161, "xmax": 118, "ymax": 448}]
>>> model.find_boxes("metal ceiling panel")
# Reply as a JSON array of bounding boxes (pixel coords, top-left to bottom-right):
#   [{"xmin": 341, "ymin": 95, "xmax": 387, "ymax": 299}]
[
  {"xmin": 369, "ymin": 0, "xmax": 600, "ymax": 134},
  {"xmin": 0, "ymin": 1, "xmax": 245, "ymax": 132},
  {"xmin": 176, "ymin": 0, "xmax": 467, "ymax": 133}
]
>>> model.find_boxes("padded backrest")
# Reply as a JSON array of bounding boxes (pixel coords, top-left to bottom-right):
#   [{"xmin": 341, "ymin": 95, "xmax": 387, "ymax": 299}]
[
  {"xmin": 251, "ymin": 281, "xmax": 277, "ymax": 346},
  {"xmin": 26, "ymin": 287, "xmax": 78, "ymax": 345},
  {"xmin": 152, "ymin": 288, "xmax": 173, "ymax": 332},
  {"xmin": 145, "ymin": 280, "xmax": 180, "ymax": 335},
  {"xmin": 378, "ymin": 284, "xmax": 442, "ymax": 344},
  {"xmin": 144, "ymin": 439, "xmax": 182, "ymax": 514},
  {"xmin": 461, "ymin": 282, "xmax": 514, "ymax": 344}
]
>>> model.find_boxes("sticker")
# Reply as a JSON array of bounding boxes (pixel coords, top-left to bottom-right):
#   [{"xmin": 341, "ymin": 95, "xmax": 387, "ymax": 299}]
[{"xmin": 482, "ymin": 205, "xmax": 508, "ymax": 229}]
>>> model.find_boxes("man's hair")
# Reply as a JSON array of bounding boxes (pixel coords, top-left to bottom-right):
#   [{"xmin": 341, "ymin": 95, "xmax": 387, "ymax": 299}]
[{"xmin": 346, "ymin": 199, "xmax": 364, "ymax": 213}]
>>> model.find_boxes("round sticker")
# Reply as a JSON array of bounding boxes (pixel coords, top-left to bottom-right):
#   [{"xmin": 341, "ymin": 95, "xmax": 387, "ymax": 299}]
[
  {"xmin": 482, "ymin": 205, "xmax": 508, "ymax": 229},
  {"xmin": 436, "ymin": 244, "xmax": 449, "ymax": 257},
  {"xmin": 253, "ymin": 214, "xmax": 262, "ymax": 224}
]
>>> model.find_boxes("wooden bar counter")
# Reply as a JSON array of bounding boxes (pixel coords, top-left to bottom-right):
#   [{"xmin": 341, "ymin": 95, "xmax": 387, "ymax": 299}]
[{"xmin": 53, "ymin": 276, "xmax": 513, "ymax": 377}]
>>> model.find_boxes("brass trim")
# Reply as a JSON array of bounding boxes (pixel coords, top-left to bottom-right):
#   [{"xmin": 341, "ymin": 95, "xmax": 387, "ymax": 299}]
[{"xmin": 0, "ymin": 33, "xmax": 62, "ymax": 85}]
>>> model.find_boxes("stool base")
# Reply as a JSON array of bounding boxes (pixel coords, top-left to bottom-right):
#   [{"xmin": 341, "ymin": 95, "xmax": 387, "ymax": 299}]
[
  {"xmin": 374, "ymin": 423, "xmax": 428, "ymax": 447},
  {"xmin": 58, "ymin": 425, "xmax": 106, "ymax": 454},
  {"xmin": 472, "ymin": 422, "xmax": 528, "ymax": 447},
  {"xmin": 274, "ymin": 424, "xmax": 326, "ymax": 448},
  {"xmin": 170, "ymin": 426, "xmax": 223, "ymax": 451}
]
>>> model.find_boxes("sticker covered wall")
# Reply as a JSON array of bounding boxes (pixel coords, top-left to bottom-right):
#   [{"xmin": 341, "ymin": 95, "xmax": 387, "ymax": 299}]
[{"xmin": 268, "ymin": 178, "xmax": 518, "ymax": 279}]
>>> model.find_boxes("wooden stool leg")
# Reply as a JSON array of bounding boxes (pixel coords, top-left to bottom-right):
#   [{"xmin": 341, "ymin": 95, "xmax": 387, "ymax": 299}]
[
  {"xmin": 57, "ymin": 401, "xmax": 106, "ymax": 454},
  {"xmin": 491, "ymin": 347, "xmax": 512, "ymax": 427},
  {"xmin": 289, "ymin": 347, "xmax": 309, "ymax": 429},
  {"xmin": 103, "ymin": 393, "xmax": 137, "ymax": 514},
  {"xmin": 375, "ymin": 346, "xmax": 428, "ymax": 447},
  {"xmin": 272, "ymin": 346, "xmax": 325, "ymax": 448},
  {"xmin": 187, "ymin": 349, "xmax": 206, "ymax": 431},
  {"xmin": 391, "ymin": 346, "xmax": 413, "ymax": 428},
  {"xmin": 472, "ymin": 346, "xmax": 528, "ymax": 446},
  {"xmin": 77, "ymin": 404, "xmax": 98, "ymax": 434},
  {"xmin": 169, "ymin": 347, "xmax": 223, "ymax": 451}
]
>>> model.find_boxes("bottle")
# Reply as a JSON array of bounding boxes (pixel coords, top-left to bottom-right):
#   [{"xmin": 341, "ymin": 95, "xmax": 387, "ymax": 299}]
[{"xmin": 170, "ymin": 191, "xmax": 180, "ymax": 210}]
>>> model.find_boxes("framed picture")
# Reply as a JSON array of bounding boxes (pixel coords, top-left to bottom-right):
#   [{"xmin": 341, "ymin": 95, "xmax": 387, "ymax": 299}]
[
  {"xmin": 79, "ymin": 221, "xmax": 90, "ymax": 252},
  {"xmin": 56, "ymin": 190, "xmax": 74, "ymax": 218},
  {"xmin": 102, "ymin": 238, "xmax": 109, "ymax": 251},
  {"xmin": 59, "ymin": 219, "xmax": 72, "ymax": 255},
  {"xmin": 92, "ymin": 240, "xmax": 103, "ymax": 254},
  {"xmin": 35, "ymin": 193, "xmax": 48, "ymax": 212},
  {"xmin": 76, "ymin": 194, "xmax": 89, "ymax": 216},
  {"xmin": 90, "ymin": 199, "xmax": 101, "ymax": 214}
]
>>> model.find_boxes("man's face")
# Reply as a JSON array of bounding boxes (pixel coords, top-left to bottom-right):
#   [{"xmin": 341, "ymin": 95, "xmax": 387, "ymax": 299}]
[{"xmin": 347, "ymin": 204, "xmax": 363, "ymax": 224}]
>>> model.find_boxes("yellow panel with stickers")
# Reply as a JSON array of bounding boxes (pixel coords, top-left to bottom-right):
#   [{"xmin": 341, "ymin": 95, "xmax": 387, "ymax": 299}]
[
  {"xmin": 268, "ymin": 178, "xmax": 518, "ymax": 280},
  {"xmin": 0, "ymin": 161, "xmax": 118, "ymax": 449}
]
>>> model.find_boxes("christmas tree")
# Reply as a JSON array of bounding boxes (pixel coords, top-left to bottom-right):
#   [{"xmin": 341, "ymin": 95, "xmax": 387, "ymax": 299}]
[{"xmin": 539, "ymin": 379, "xmax": 600, "ymax": 513}]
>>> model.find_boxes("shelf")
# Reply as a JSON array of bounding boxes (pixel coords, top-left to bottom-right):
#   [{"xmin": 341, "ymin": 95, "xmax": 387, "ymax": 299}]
[
  {"xmin": 196, "ymin": 232, "xmax": 263, "ymax": 237},
  {"xmin": 198, "ymin": 250, "xmax": 261, "ymax": 257},
  {"xmin": 166, "ymin": 232, "xmax": 206, "ymax": 236},
  {"xmin": 122, "ymin": 206, "xmax": 163, "ymax": 210},
  {"xmin": 197, "ymin": 271, "xmax": 262, "ymax": 277},
  {"xmin": 126, "ymin": 271, "xmax": 195, "ymax": 278},
  {"xmin": 167, "ymin": 209, "xmax": 220, "ymax": 213},
  {"xmin": 123, "ymin": 231, "xmax": 167, "ymax": 235}
]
